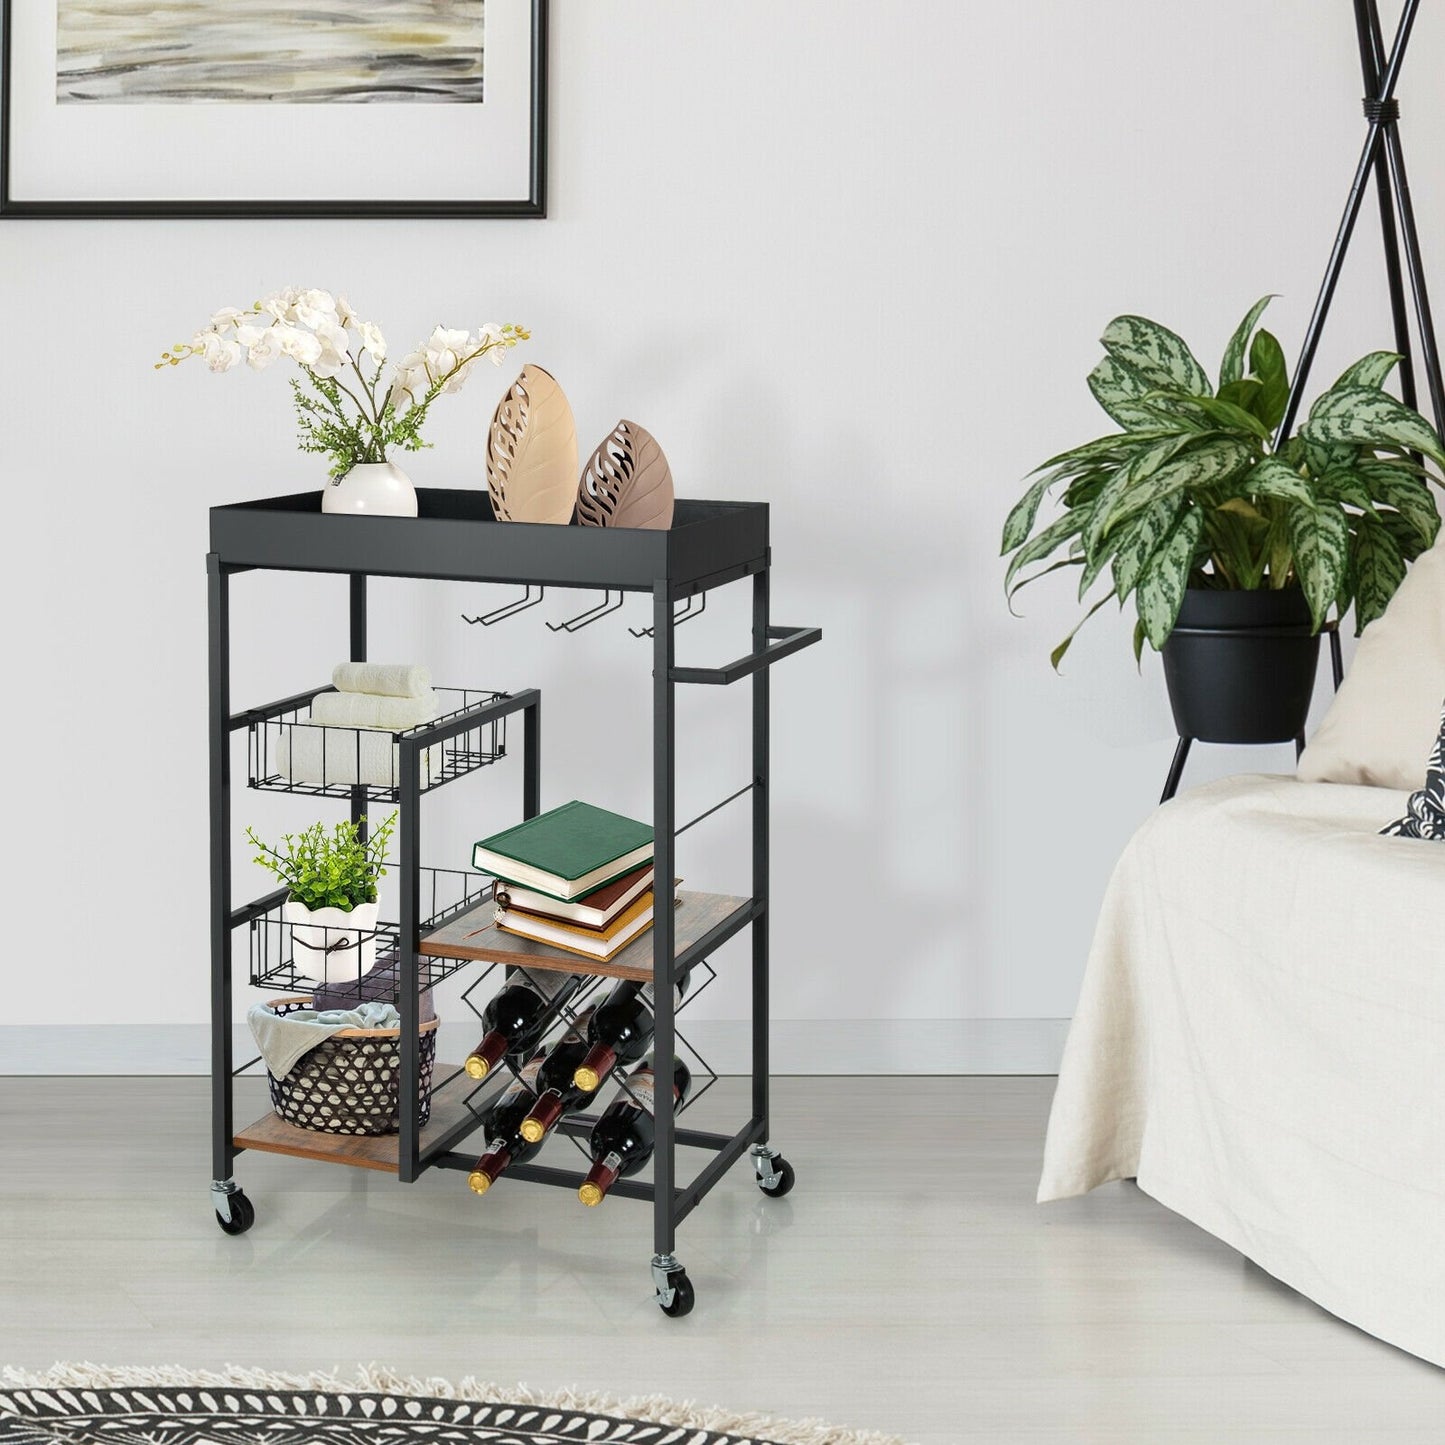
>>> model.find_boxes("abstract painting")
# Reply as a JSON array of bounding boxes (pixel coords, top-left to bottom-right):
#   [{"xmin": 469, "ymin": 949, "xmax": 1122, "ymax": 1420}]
[
  {"xmin": 1, "ymin": 0, "xmax": 546, "ymax": 215},
  {"xmin": 56, "ymin": 0, "xmax": 485, "ymax": 103}
]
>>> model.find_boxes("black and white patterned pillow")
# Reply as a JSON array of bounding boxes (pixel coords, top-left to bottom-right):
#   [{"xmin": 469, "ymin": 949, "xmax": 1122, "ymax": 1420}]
[{"xmin": 1382, "ymin": 700, "xmax": 1445, "ymax": 839}]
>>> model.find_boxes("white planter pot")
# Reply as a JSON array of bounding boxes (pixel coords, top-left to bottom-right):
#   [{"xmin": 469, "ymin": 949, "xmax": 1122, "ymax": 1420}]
[
  {"xmin": 283, "ymin": 899, "xmax": 379, "ymax": 985},
  {"xmin": 322, "ymin": 461, "xmax": 418, "ymax": 517}
]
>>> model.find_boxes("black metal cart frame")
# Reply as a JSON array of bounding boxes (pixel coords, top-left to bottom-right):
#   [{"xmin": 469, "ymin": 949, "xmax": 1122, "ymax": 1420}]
[{"xmin": 207, "ymin": 491, "xmax": 820, "ymax": 1312}]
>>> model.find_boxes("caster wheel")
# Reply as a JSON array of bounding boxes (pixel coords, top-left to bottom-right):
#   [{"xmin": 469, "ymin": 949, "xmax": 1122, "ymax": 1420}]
[
  {"xmin": 215, "ymin": 1190, "xmax": 255, "ymax": 1236},
  {"xmin": 657, "ymin": 1269, "xmax": 695, "ymax": 1318},
  {"xmin": 758, "ymin": 1156, "xmax": 796, "ymax": 1198}
]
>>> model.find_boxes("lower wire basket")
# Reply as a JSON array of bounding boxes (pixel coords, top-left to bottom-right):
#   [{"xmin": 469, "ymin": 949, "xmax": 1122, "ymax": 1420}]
[{"xmin": 262, "ymin": 996, "xmax": 439, "ymax": 1136}]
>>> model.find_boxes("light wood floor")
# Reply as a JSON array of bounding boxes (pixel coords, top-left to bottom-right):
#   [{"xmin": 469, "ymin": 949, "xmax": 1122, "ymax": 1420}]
[{"xmin": 2, "ymin": 1076, "xmax": 1442, "ymax": 1444}]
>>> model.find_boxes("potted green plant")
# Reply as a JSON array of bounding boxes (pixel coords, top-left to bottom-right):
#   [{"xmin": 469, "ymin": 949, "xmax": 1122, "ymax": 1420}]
[
  {"xmin": 247, "ymin": 813, "xmax": 398, "ymax": 985},
  {"xmin": 1002, "ymin": 297, "xmax": 1445, "ymax": 742}
]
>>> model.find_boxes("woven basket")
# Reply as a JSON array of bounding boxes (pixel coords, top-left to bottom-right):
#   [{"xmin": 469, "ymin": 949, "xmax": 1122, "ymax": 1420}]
[{"xmin": 262, "ymin": 996, "xmax": 439, "ymax": 1136}]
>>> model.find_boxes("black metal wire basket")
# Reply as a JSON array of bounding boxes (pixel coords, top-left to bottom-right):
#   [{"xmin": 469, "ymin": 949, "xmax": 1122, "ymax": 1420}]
[{"xmin": 261, "ymin": 996, "xmax": 439, "ymax": 1136}]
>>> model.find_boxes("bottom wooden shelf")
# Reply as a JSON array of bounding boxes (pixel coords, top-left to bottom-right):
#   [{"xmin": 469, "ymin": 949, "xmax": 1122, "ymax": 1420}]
[{"xmin": 233, "ymin": 1064, "xmax": 481, "ymax": 1174}]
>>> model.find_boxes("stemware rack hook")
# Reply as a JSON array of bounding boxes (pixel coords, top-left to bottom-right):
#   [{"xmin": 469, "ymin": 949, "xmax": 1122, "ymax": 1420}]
[
  {"xmin": 630, "ymin": 591, "xmax": 706, "ymax": 639},
  {"xmin": 463, "ymin": 585, "xmax": 546, "ymax": 626},
  {"xmin": 546, "ymin": 590, "xmax": 624, "ymax": 633}
]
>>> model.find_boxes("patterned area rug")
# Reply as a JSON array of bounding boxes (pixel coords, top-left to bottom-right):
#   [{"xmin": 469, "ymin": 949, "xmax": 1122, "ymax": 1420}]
[{"xmin": 0, "ymin": 1366, "xmax": 910, "ymax": 1445}]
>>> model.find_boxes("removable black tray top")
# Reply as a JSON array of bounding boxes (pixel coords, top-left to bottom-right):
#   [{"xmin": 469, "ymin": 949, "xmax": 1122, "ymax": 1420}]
[{"xmin": 210, "ymin": 488, "xmax": 769, "ymax": 591}]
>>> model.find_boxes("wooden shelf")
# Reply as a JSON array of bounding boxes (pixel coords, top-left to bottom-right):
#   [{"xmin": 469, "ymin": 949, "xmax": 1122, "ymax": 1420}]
[
  {"xmin": 233, "ymin": 1064, "xmax": 484, "ymax": 1174},
  {"xmin": 419, "ymin": 889, "xmax": 750, "ymax": 983}
]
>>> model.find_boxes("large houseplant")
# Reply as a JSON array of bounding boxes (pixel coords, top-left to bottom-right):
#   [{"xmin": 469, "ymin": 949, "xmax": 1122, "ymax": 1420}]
[{"xmin": 1002, "ymin": 297, "xmax": 1445, "ymax": 741}]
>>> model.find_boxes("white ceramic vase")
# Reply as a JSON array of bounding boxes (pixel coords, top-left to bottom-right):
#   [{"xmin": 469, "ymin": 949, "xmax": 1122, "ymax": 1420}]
[
  {"xmin": 322, "ymin": 461, "xmax": 418, "ymax": 517},
  {"xmin": 283, "ymin": 899, "xmax": 380, "ymax": 985}
]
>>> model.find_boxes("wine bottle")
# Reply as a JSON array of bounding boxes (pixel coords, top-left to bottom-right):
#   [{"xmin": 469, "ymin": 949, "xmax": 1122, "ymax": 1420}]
[
  {"xmin": 577, "ymin": 1056, "xmax": 692, "ymax": 1207},
  {"xmin": 517, "ymin": 1007, "xmax": 598, "ymax": 1144},
  {"xmin": 463, "ymin": 970, "xmax": 579, "ymax": 1080},
  {"xmin": 467, "ymin": 1048, "xmax": 548, "ymax": 1196},
  {"xmin": 572, "ymin": 964, "xmax": 694, "ymax": 1095}
]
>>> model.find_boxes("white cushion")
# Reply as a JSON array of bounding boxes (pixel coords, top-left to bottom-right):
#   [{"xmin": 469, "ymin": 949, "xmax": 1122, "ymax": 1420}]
[{"xmin": 1297, "ymin": 540, "xmax": 1445, "ymax": 790}]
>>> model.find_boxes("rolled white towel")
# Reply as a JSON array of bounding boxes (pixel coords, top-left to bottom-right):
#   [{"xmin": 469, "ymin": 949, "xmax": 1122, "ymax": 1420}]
[
  {"xmin": 276, "ymin": 724, "xmax": 440, "ymax": 789},
  {"xmin": 332, "ymin": 661, "xmax": 432, "ymax": 698},
  {"xmin": 310, "ymin": 689, "xmax": 440, "ymax": 730}
]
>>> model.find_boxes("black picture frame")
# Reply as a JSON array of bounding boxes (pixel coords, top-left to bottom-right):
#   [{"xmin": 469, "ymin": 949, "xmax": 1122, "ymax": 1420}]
[{"xmin": 0, "ymin": 0, "xmax": 547, "ymax": 219}]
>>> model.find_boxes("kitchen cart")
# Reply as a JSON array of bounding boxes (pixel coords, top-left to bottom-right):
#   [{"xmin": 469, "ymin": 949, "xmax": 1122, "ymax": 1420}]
[{"xmin": 207, "ymin": 489, "xmax": 820, "ymax": 1315}]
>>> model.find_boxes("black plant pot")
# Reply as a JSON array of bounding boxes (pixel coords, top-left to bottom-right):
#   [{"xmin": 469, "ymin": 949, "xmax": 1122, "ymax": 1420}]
[{"xmin": 1161, "ymin": 587, "xmax": 1320, "ymax": 744}]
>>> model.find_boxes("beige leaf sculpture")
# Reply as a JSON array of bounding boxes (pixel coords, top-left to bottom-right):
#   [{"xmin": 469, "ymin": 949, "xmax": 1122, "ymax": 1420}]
[
  {"xmin": 486, "ymin": 365, "xmax": 579, "ymax": 524},
  {"xmin": 575, "ymin": 420, "xmax": 675, "ymax": 530}
]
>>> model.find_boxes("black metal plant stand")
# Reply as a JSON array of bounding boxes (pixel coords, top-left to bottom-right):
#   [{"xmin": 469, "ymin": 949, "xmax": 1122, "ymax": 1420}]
[
  {"xmin": 1161, "ymin": 0, "xmax": 1444, "ymax": 804},
  {"xmin": 206, "ymin": 492, "xmax": 820, "ymax": 1315}
]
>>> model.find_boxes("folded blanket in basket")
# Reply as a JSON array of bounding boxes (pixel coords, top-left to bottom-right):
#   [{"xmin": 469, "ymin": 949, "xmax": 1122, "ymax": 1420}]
[
  {"xmin": 248, "ymin": 1000, "xmax": 401, "ymax": 1080},
  {"xmin": 277, "ymin": 724, "xmax": 439, "ymax": 789},
  {"xmin": 332, "ymin": 661, "xmax": 431, "ymax": 698},
  {"xmin": 309, "ymin": 688, "xmax": 440, "ymax": 730}
]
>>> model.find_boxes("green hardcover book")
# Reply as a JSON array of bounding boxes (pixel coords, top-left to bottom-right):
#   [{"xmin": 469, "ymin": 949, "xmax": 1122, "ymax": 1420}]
[{"xmin": 471, "ymin": 800, "xmax": 654, "ymax": 902}]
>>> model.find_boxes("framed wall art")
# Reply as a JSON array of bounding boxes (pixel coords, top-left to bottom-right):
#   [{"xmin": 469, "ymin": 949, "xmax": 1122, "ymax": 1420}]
[{"xmin": 0, "ymin": 0, "xmax": 546, "ymax": 217}]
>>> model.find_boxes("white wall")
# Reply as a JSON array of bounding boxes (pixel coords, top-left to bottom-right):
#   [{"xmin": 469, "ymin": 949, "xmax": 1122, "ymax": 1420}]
[{"xmin": 1, "ymin": 1, "xmax": 1441, "ymax": 1071}]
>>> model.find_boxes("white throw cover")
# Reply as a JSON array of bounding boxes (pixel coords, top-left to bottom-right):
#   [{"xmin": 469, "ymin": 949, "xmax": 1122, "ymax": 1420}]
[
  {"xmin": 1039, "ymin": 772, "xmax": 1445, "ymax": 1366},
  {"xmin": 1297, "ymin": 538, "xmax": 1445, "ymax": 791}
]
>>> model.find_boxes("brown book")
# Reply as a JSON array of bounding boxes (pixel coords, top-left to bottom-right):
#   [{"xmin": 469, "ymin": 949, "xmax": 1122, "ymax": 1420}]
[{"xmin": 492, "ymin": 862, "xmax": 659, "ymax": 929}]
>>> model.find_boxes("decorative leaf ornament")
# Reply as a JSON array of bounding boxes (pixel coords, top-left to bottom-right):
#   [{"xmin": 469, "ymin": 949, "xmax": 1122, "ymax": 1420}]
[
  {"xmin": 486, "ymin": 365, "xmax": 579, "ymax": 524},
  {"xmin": 576, "ymin": 420, "xmax": 675, "ymax": 530}
]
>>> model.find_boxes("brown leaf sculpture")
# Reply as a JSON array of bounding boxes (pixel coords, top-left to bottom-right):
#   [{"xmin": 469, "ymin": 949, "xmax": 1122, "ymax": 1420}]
[
  {"xmin": 486, "ymin": 365, "xmax": 579, "ymax": 524},
  {"xmin": 575, "ymin": 420, "xmax": 675, "ymax": 530}
]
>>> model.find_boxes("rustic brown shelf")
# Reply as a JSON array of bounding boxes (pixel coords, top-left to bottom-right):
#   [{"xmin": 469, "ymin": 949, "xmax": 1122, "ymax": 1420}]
[
  {"xmin": 234, "ymin": 1064, "xmax": 481, "ymax": 1174},
  {"xmin": 419, "ymin": 889, "xmax": 750, "ymax": 983}
]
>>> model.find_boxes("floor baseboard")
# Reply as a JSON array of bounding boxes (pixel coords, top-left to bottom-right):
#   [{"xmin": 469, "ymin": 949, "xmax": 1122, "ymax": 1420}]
[{"xmin": 0, "ymin": 1019, "xmax": 1068, "ymax": 1076}]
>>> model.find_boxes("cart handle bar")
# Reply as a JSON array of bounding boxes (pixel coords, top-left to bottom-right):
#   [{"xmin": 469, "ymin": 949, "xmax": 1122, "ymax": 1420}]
[{"xmin": 669, "ymin": 624, "xmax": 821, "ymax": 686}]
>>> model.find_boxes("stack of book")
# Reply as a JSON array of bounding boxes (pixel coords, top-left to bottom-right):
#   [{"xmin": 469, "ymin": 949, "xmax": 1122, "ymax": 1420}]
[{"xmin": 471, "ymin": 801, "xmax": 665, "ymax": 962}]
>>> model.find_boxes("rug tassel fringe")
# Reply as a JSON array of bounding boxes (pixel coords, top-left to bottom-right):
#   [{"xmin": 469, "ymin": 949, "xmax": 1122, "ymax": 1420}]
[{"xmin": 0, "ymin": 1362, "xmax": 913, "ymax": 1445}]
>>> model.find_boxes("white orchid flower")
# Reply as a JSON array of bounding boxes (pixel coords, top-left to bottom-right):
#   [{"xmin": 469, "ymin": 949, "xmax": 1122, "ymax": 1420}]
[
  {"xmin": 360, "ymin": 321, "xmax": 387, "ymax": 365},
  {"xmin": 276, "ymin": 326, "xmax": 324, "ymax": 367},
  {"xmin": 294, "ymin": 289, "xmax": 339, "ymax": 331},
  {"xmin": 245, "ymin": 328, "xmax": 282, "ymax": 371},
  {"xmin": 311, "ymin": 323, "xmax": 353, "ymax": 380},
  {"xmin": 209, "ymin": 307, "xmax": 246, "ymax": 333},
  {"xmin": 336, "ymin": 294, "xmax": 359, "ymax": 329}
]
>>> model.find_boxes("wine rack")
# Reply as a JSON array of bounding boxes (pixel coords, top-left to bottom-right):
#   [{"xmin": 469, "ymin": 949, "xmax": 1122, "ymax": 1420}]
[{"xmin": 207, "ymin": 489, "xmax": 820, "ymax": 1316}]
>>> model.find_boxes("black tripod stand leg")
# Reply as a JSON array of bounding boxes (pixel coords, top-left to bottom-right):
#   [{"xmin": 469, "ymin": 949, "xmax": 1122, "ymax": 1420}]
[
  {"xmin": 1160, "ymin": 737, "xmax": 1192, "ymax": 804},
  {"xmin": 1330, "ymin": 628, "xmax": 1344, "ymax": 691}
]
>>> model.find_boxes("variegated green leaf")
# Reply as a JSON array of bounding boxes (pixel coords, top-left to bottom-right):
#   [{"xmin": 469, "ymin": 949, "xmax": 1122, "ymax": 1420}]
[
  {"xmin": 1358, "ymin": 461, "xmax": 1441, "ymax": 547},
  {"xmin": 1249, "ymin": 328, "xmax": 1290, "ymax": 432},
  {"xmin": 1287, "ymin": 501, "xmax": 1349, "ymax": 629},
  {"xmin": 1029, "ymin": 429, "xmax": 1174, "ymax": 477},
  {"xmin": 1312, "ymin": 467, "xmax": 1375, "ymax": 511},
  {"xmin": 1136, "ymin": 507, "xmax": 1205, "ymax": 650},
  {"xmin": 1378, "ymin": 508, "xmax": 1429, "ymax": 563},
  {"xmin": 1004, "ymin": 507, "xmax": 1087, "ymax": 597},
  {"xmin": 1334, "ymin": 351, "xmax": 1402, "ymax": 390},
  {"xmin": 1112, "ymin": 496, "xmax": 1182, "ymax": 602},
  {"xmin": 1050, "ymin": 594, "xmax": 1113, "ymax": 672},
  {"xmin": 1087, "ymin": 355, "xmax": 1157, "ymax": 431},
  {"xmin": 1219, "ymin": 295, "xmax": 1274, "ymax": 389},
  {"xmin": 1100, "ymin": 314, "xmax": 1213, "ymax": 397},
  {"xmin": 1303, "ymin": 436, "xmax": 1357, "ymax": 477},
  {"xmin": 1132, "ymin": 616, "xmax": 1148, "ymax": 668},
  {"xmin": 1242, "ymin": 455, "xmax": 1313, "ymax": 505},
  {"xmin": 1078, "ymin": 521, "xmax": 1128, "ymax": 600},
  {"xmin": 1082, "ymin": 434, "xmax": 1192, "ymax": 560},
  {"xmin": 1303, "ymin": 385, "xmax": 1445, "ymax": 468},
  {"xmin": 1102, "ymin": 437, "xmax": 1256, "ymax": 536},
  {"xmin": 1002, "ymin": 471, "xmax": 1055, "ymax": 554},
  {"xmin": 1351, "ymin": 514, "xmax": 1406, "ymax": 631},
  {"xmin": 1149, "ymin": 389, "xmax": 1269, "ymax": 440}
]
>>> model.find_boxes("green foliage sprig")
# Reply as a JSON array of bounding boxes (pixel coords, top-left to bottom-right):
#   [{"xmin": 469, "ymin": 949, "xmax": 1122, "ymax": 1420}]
[
  {"xmin": 246, "ymin": 813, "xmax": 398, "ymax": 913},
  {"xmin": 1002, "ymin": 297, "xmax": 1445, "ymax": 668}
]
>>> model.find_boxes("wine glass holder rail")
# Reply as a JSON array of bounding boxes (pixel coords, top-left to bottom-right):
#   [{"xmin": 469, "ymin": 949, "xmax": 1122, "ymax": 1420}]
[{"xmin": 207, "ymin": 490, "xmax": 821, "ymax": 1314}]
